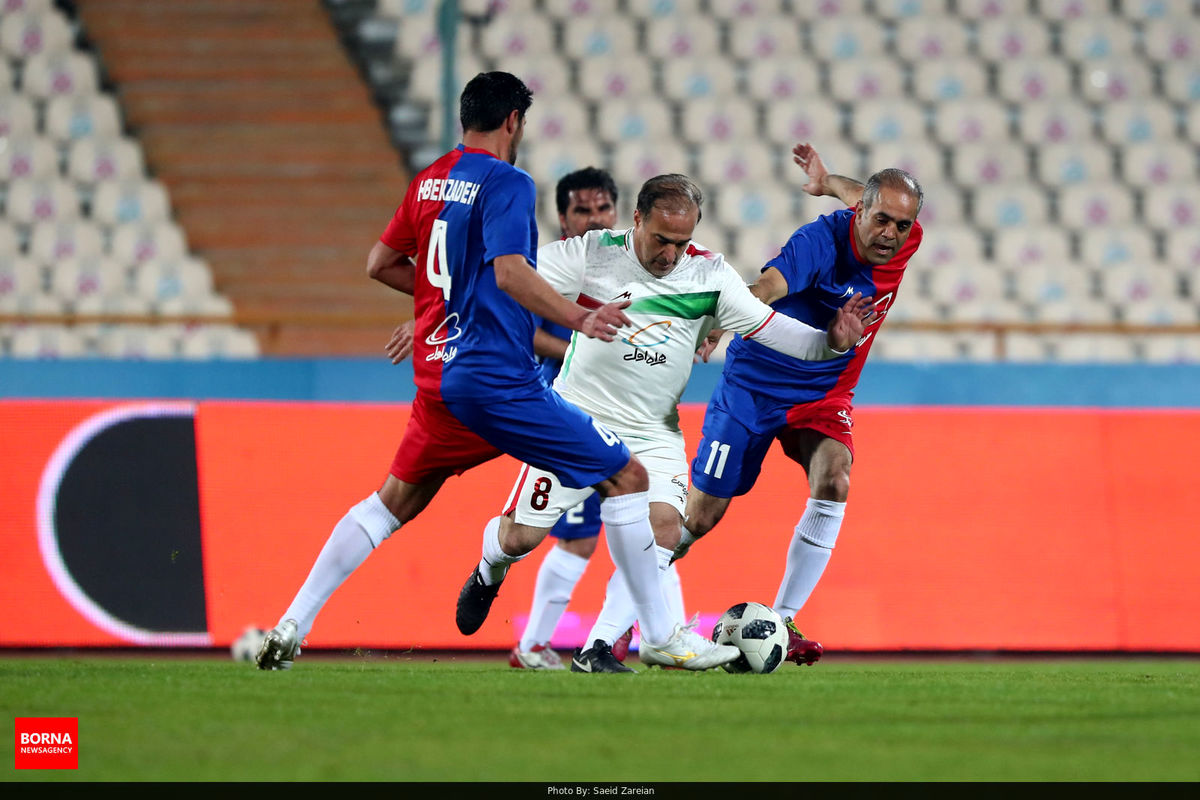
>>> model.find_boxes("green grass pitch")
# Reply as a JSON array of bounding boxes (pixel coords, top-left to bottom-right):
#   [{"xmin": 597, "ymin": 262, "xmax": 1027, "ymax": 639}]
[{"xmin": 3, "ymin": 653, "xmax": 1199, "ymax": 783}]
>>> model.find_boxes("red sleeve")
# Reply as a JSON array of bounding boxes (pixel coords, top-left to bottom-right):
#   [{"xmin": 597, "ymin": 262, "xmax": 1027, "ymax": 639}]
[{"xmin": 379, "ymin": 183, "xmax": 418, "ymax": 255}]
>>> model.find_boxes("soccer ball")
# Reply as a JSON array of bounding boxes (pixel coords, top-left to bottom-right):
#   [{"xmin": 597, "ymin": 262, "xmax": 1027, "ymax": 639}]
[
  {"xmin": 230, "ymin": 626, "xmax": 266, "ymax": 663},
  {"xmin": 711, "ymin": 602, "xmax": 787, "ymax": 674}
]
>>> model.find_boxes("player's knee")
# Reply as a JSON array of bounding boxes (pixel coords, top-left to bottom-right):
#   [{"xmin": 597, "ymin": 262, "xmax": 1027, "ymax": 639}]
[
  {"xmin": 812, "ymin": 470, "xmax": 850, "ymax": 503},
  {"xmin": 611, "ymin": 456, "xmax": 649, "ymax": 494}
]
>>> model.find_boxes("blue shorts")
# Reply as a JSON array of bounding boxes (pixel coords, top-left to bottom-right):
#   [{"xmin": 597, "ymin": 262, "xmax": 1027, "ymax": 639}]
[
  {"xmin": 691, "ymin": 376, "xmax": 856, "ymax": 499},
  {"xmin": 445, "ymin": 389, "xmax": 630, "ymax": 490},
  {"xmin": 549, "ymin": 492, "xmax": 603, "ymax": 540}
]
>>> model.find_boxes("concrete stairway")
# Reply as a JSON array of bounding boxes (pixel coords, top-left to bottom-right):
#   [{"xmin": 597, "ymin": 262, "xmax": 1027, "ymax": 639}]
[{"xmin": 73, "ymin": 0, "xmax": 414, "ymax": 356}]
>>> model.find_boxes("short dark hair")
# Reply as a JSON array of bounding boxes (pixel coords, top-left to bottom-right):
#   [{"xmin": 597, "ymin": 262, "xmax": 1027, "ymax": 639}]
[
  {"xmin": 459, "ymin": 71, "xmax": 533, "ymax": 133},
  {"xmin": 555, "ymin": 167, "xmax": 619, "ymax": 215},
  {"xmin": 635, "ymin": 174, "xmax": 703, "ymax": 223},
  {"xmin": 862, "ymin": 168, "xmax": 924, "ymax": 215}
]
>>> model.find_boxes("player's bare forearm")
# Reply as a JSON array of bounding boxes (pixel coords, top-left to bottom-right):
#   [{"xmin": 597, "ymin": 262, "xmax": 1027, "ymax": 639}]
[
  {"xmin": 533, "ymin": 328, "xmax": 569, "ymax": 360},
  {"xmin": 494, "ymin": 254, "xmax": 631, "ymax": 342},
  {"xmin": 367, "ymin": 240, "xmax": 416, "ymax": 295}
]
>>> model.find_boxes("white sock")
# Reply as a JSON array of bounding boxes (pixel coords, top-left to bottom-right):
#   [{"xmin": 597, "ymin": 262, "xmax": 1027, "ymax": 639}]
[
  {"xmin": 282, "ymin": 493, "xmax": 400, "ymax": 639},
  {"xmin": 599, "ymin": 492, "xmax": 674, "ymax": 645},
  {"xmin": 584, "ymin": 536, "xmax": 685, "ymax": 647},
  {"xmin": 478, "ymin": 515, "xmax": 528, "ymax": 586},
  {"xmin": 773, "ymin": 498, "xmax": 844, "ymax": 619},
  {"xmin": 584, "ymin": 568, "xmax": 637, "ymax": 647},
  {"xmin": 520, "ymin": 544, "xmax": 588, "ymax": 651}
]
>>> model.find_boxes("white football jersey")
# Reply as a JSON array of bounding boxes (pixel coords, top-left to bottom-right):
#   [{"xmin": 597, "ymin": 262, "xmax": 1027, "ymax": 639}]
[{"xmin": 536, "ymin": 227, "xmax": 777, "ymax": 434}]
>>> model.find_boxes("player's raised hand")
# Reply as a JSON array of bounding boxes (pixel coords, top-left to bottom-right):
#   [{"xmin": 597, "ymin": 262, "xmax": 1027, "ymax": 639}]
[
  {"xmin": 827, "ymin": 292, "xmax": 877, "ymax": 353},
  {"xmin": 792, "ymin": 142, "xmax": 829, "ymax": 198},
  {"xmin": 385, "ymin": 320, "xmax": 415, "ymax": 364},
  {"xmin": 580, "ymin": 298, "xmax": 632, "ymax": 342}
]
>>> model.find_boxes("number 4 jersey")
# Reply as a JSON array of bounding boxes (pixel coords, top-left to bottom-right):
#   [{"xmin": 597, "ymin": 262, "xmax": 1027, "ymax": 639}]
[{"xmin": 379, "ymin": 144, "xmax": 541, "ymax": 403}]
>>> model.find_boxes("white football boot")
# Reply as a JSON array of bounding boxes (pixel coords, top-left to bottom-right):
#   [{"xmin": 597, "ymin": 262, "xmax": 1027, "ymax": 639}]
[
  {"xmin": 639, "ymin": 621, "xmax": 741, "ymax": 671},
  {"xmin": 256, "ymin": 619, "xmax": 302, "ymax": 671}
]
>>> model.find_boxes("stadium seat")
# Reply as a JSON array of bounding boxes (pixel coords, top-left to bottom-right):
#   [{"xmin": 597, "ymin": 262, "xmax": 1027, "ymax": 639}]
[
  {"xmin": 8, "ymin": 324, "xmax": 88, "ymax": 358},
  {"xmin": 1037, "ymin": 0, "xmax": 1091, "ymax": 21},
  {"xmin": 678, "ymin": 96, "xmax": 758, "ymax": 147},
  {"xmin": 694, "ymin": 141, "xmax": 774, "ymax": 188},
  {"xmin": 905, "ymin": 180, "xmax": 963, "ymax": 227},
  {"xmin": 43, "ymin": 93, "xmax": 123, "ymax": 146},
  {"xmin": 974, "ymin": 16, "xmax": 1052, "ymax": 62},
  {"xmin": 912, "ymin": 224, "xmax": 985, "ymax": 271},
  {"xmin": 911, "ymin": 57, "xmax": 989, "ymax": 103},
  {"xmin": 1160, "ymin": 60, "xmax": 1200, "ymax": 105},
  {"xmin": 1056, "ymin": 182, "xmax": 1136, "ymax": 231},
  {"xmin": 0, "ymin": 93, "xmax": 38, "ymax": 139},
  {"xmin": 477, "ymin": 12, "xmax": 555, "ymax": 61},
  {"xmin": 726, "ymin": 16, "xmax": 802, "ymax": 62},
  {"xmin": 1184, "ymin": 103, "xmax": 1200, "ymax": 145},
  {"xmin": 1054, "ymin": 334, "xmax": 1140, "ymax": 364},
  {"xmin": 1163, "ymin": 227, "xmax": 1200, "ymax": 273},
  {"xmin": 1016, "ymin": 99, "xmax": 1095, "ymax": 146},
  {"xmin": 1139, "ymin": 17, "xmax": 1200, "ymax": 63},
  {"xmin": 560, "ymin": 16, "xmax": 638, "ymax": 60},
  {"xmin": 865, "ymin": 139, "xmax": 946, "ymax": 185},
  {"xmin": 992, "ymin": 226, "xmax": 1073, "ymax": 272},
  {"xmin": 49, "ymin": 255, "xmax": 130, "ymax": 303},
  {"xmin": 0, "ymin": 254, "xmax": 44, "ymax": 300},
  {"xmin": 1077, "ymin": 58, "xmax": 1154, "ymax": 104},
  {"xmin": 508, "ymin": 53, "xmax": 571, "ymax": 100},
  {"xmin": 523, "ymin": 96, "xmax": 589, "ymax": 144},
  {"xmin": 28, "ymin": 219, "xmax": 105, "ymax": 264},
  {"xmin": 402, "ymin": 51, "xmax": 484, "ymax": 104},
  {"xmin": 90, "ymin": 179, "xmax": 171, "ymax": 227},
  {"xmin": 1142, "ymin": 335, "xmax": 1200, "ymax": 364},
  {"xmin": 0, "ymin": 9, "xmax": 73, "ymax": 60},
  {"xmin": 1118, "ymin": 0, "xmax": 1176, "ymax": 21},
  {"xmin": 1121, "ymin": 297, "xmax": 1199, "ymax": 326},
  {"xmin": 1079, "ymin": 225, "xmax": 1158, "ymax": 272},
  {"xmin": 950, "ymin": 141, "xmax": 1031, "ymax": 186},
  {"xmin": 1120, "ymin": 140, "xmax": 1197, "ymax": 189},
  {"xmin": 1001, "ymin": 333, "xmax": 1052, "ymax": 363},
  {"xmin": 712, "ymin": 184, "xmax": 796, "ymax": 232},
  {"xmin": 179, "ymin": 325, "xmax": 261, "ymax": 359},
  {"xmin": 931, "ymin": 98, "xmax": 1011, "ymax": 146},
  {"xmin": 594, "ymin": 96, "xmax": 674, "ymax": 146},
  {"xmin": 1095, "ymin": 263, "xmax": 1178, "ymax": 307},
  {"xmin": 806, "ymin": 17, "xmax": 886, "ymax": 62},
  {"xmin": 0, "ymin": 136, "xmax": 59, "ymax": 182},
  {"xmin": 1097, "ymin": 99, "xmax": 1177, "ymax": 146},
  {"xmin": 729, "ymin": 226, "xmax": 786, "ymax": 279},
  {"xmin": 994, "ymin": 56, "xmax": 1073, "ymax": 104},
  {"xmin": 607, "ymin": 138, "xmax": 690, "ymax": 191},
  {"xmin": 869, "ymin": 331, "xmax": 961, "ymax": 362},
  {"xmin": 0, "ymin": 220, "xmax": 20, "ymax": 258},
  {"xmin": 574, "ymin": 53, "xmax": 654, "ymax": 103},
  {"xmin": 18, "ymin": 51, "xmax": 100, "ymax": 100},
  {"xmin": 827, "ymin": 57, "xmax": 905, "ymax": 104},
  {"xmin": 641, "ymin": 17, "xmax": 720, "ymax": 61},
  {"xmin": 1143, "ymin": 184, "xmax": 1200, "ymax": 232},
  {"xmin": 1008, "ymin": 261, "xmax": 1093, "ymax": 307},
  {"xmin": 790, "ymin": 0, "xmax": 867, "ymax": 19},
  {"xmin": 762, "ymin": 98, "xmax": 845, "ymax": 148},
  {"xmin": 848, "ymin": 99, "xmax": 927, "ymax": 146},
  {"xmin": 1035, "ymin": 141, "xmax": 1116, "ymax": 188},
  {"xmin": 659, "ymin": 56, "xmax": 738, "ymax": 102},
  {"xmin": 131, "ymin": 257, "xmax": 216, "ymax": 305},
  {"xmin": 1059, "ymin": 17, "xmax": 1137, "ymax": 62},
  {"xmin": 94, "ymin": 324, "xmax": 181, "ymax": 359},
  {"xmin": 742, "ymin": 57, "xmax": 820, "ymax": 105},
  {"xmin": 925, "ymin": 264, "xmax": 1008, "ymax": 314},
  {"xmin": 109, "ymin": 220, "xmax": 188, "ymax": 266},
  {"xmin": 521, "ymin": 139, "xmax": 607, "ymax": 188},
  {"xmin": 65, "ymin": 136, "xmax": 147, "ymax": 186},
  {"xmin": 892, "ymin": 17, "xmax": 970, "ymax": 62},
  {"xmin": 971, "ymin": 183, "xmax": 1050, "ymax": 231},
  {"xmin": 3, "ymin": 178, "xmax": 82, "ymax": 226}
]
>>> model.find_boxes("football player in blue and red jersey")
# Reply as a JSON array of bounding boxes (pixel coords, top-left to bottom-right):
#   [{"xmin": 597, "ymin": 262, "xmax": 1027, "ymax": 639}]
[
  {"xmin": 256, "ymin": 73, "xmax": 738, "ymax": 672},
  {"xmin": 674, "ymin": 143, "xmax": 924, "ymax": 668}
]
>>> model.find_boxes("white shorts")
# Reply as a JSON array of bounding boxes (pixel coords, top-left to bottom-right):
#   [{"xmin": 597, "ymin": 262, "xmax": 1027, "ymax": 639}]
[{"xmin": 505, "ymin": 428, "xmax": 689, "ymax": 529}]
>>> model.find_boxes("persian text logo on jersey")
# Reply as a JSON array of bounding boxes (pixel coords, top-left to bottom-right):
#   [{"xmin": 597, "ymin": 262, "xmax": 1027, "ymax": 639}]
[{"xmin": 425, "ymin": 312, "xmax": 463, "ymax": 363}]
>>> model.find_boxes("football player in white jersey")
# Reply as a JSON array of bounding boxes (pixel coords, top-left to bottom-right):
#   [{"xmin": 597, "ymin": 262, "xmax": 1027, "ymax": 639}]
[{"xmin": 457, "ymin": 174, "xmax": 875, "ymax": 672}]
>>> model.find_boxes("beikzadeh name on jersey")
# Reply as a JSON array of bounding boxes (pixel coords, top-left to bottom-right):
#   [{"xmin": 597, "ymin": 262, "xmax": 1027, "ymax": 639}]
[{"xmin": 537, "ymin": 227, "xmax": 782, "ymax": 435}]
